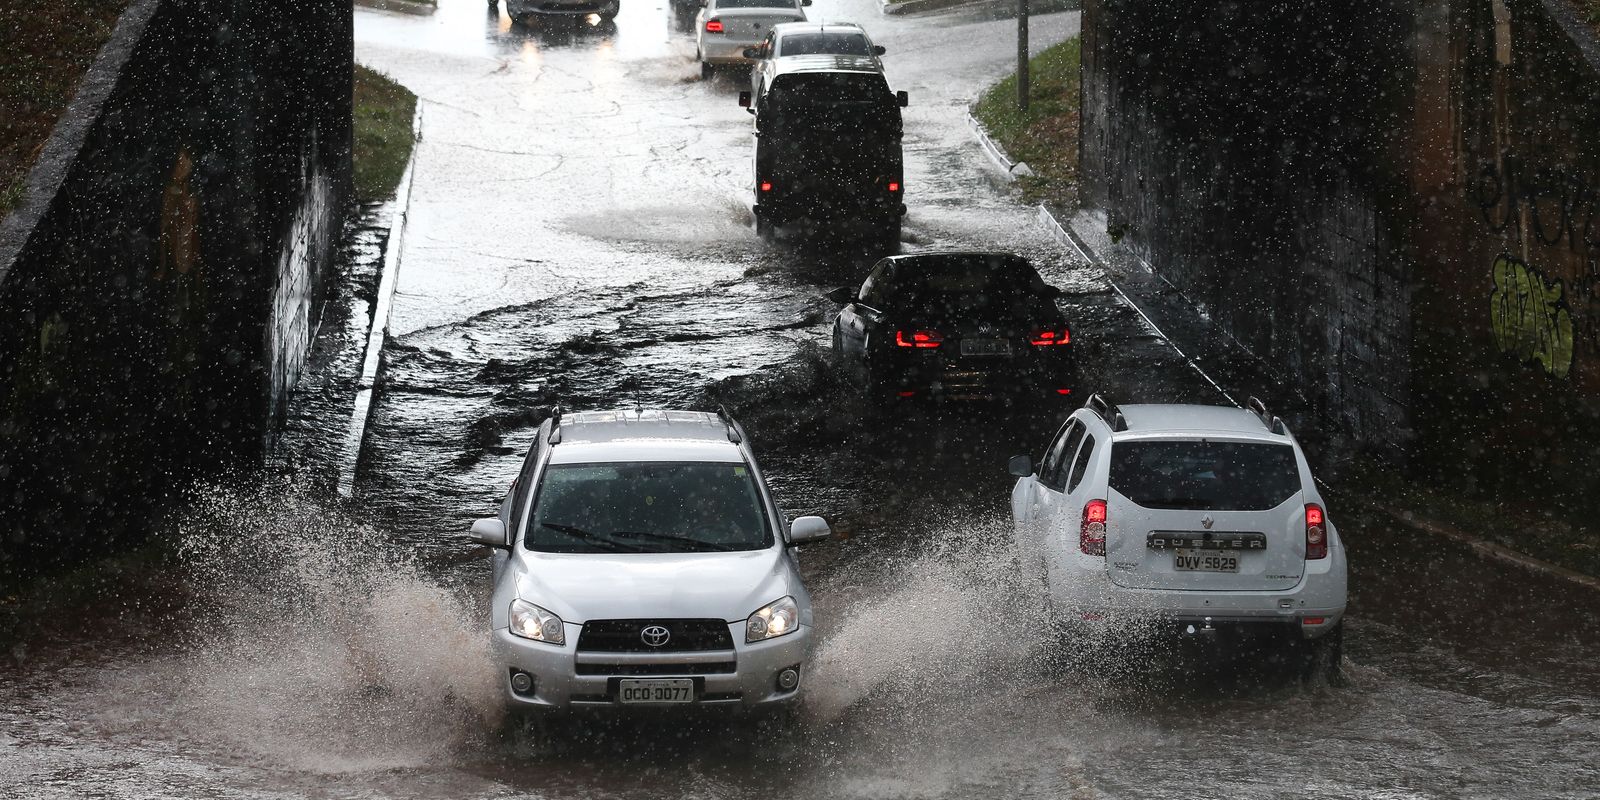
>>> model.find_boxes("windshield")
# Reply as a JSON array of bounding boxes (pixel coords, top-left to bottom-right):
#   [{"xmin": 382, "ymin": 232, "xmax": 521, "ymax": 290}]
[
  {"xmin": 778, "ymin": 33, "xmax": 873, "ymax": 57},
  {"xmin": 526, "ymin": 462, "xmax": 772, "ymax": 553},
  {"xmin": 1109, "ymin": 440, "xmax": 1302, "ymax": 511}
]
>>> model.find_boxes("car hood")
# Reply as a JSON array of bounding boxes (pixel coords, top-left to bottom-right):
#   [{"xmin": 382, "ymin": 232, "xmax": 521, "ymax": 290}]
[{"xmin": 514, "ymin": 548, "xmax": 794, "ymax": 623}]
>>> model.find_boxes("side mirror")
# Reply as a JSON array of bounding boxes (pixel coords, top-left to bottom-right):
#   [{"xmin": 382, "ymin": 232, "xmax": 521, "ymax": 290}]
[
  {"xmin": 738, "ymin": 91, "xmax": 752, "ymax": 108},
  {"xmin": 1007, "ymin": 455, "xmax": 1034, "ymax": 478},
  {"xmin": 789, "ymin": 515, "xmax": 832, "ymax": 544},
  {"xmin": 824, "ymin": 286, "xmax": 856, "ymax": 304},
  {"xmin": 896, "ymin": 90, "xmax": 909, "ymax": 108},
  {"xmin": 469, "ymin": 517, "xmax": 509, "ymax": 548},
  {"xmin": 743, "ymin": 47, "xmax": 759, "ymax": 59},
  {"xmin": 873, "ymin": 45, "xmax": 886, "ymax": 55}
]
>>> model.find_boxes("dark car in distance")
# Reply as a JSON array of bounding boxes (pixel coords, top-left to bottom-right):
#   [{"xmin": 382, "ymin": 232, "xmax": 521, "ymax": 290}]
[{"xmin": 828, "ymin": 252, "xmax": 1076, "ymax": 402}]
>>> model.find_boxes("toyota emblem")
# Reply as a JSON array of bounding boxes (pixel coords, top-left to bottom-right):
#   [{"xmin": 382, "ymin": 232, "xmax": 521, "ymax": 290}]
[
  {"xmin": 1201, "ymin": 515, "xmax": 1215, "ymax": 529},
  {"xmin": 640, "ymin": 625, "xmax": 671, "ymax": 647}
]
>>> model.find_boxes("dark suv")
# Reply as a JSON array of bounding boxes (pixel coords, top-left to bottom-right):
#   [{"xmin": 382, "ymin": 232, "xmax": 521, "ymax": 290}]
[{"xmin": 739, "ymin": 55, "xmax": 908, "ymax": 245}]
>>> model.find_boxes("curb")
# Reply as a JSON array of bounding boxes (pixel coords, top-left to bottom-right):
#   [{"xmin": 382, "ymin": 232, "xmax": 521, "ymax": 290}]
[
  {"xmin": 353, "ymin": 0, "xmax": 437, "ymax": 15},
  {"xmin": 965, "ymin": 111, "xmax": 1034, "ymax": 180},
  {"xmin": 881, "ymin": 0, "xmax": 979, "ymax": 15},
  {"xmin": 337, "ymin": 103, "xmax": 424, "ymax": 499},
  {"xmin": 1030, "ymin": 199, "xmax": 1600, "ymax": 594}
]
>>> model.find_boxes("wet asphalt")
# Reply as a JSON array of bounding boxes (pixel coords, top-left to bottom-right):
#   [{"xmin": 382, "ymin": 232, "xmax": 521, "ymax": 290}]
[{"xmin": 2, "ymin": 0, "xmax": 1599, "ymax": 797}]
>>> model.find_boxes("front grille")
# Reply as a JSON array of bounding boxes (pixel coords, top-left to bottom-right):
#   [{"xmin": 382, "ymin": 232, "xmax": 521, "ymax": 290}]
[
  {"xmin": 575, "ymin": 661, "xmax": 737, "ymax": 676},
  {"xmin": 577, "ymin": 619, "xmax": 735, "ymax": 653}
]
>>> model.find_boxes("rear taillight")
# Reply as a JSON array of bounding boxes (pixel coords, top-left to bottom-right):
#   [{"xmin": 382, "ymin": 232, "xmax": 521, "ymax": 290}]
[
  {"xmin": 888, "ymin": 181, "xmax": 901, "ymax": 192},
  {"xmin": 705, "ymin": 19, "xmax": 724, "ymax": 32},
  {"xmin": 1030, "ymin": 327, "xmax": 1071, "ymax": 346},
  {"xmin": 759, "ymin": 180, "xmax": 772, "ymax": 192},
  {"xmin": 895, "ymin": 329, "xmax": 942, "ymax": 349},
  {"xmin": 1081, "ymin": 499, "xmax": 1107, "ymax": 556},
  {"xmin": 1305, "ymin": 503, "xmax": 1327, "ymax": 559}
]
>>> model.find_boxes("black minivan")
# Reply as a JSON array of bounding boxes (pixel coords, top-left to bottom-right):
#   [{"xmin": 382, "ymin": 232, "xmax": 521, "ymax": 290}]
[{"xmin": 739, "ymin": 55, "xmax": 909, "ymax": 245}]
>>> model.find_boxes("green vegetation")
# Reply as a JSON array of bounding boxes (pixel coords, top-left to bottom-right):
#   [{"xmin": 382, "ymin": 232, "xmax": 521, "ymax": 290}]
[
  {"xmin": 1578, "ymin": 0, "xmax": 1600, "ymax": 36},
  {"xmin": 972, "ymin": 37, "xmax": 1081, "ymax": 207},
  {"xmin": 352, "ymin": 65, "xmax": 418, "ymax": 204},
  {"xmin": 0, "ymin": 0, "xmax": 132, "ymax": 221}
]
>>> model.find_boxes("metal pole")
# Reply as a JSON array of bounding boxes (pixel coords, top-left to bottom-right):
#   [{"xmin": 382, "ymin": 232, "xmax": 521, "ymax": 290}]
[{"xmin": 1017, "ymin": 0, "xmax": 1030, "ymax": 111}]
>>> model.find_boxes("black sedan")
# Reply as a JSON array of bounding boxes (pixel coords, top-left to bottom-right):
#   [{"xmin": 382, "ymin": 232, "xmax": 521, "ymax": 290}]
[{"xmin": 827, "ymin": 252, "xmax": 1076, "ymax": 402}]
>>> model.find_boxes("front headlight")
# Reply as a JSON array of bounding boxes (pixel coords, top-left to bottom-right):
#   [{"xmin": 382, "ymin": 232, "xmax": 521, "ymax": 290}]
[
  {"xmin": 746, "ymin": 596, "xmax": 799, "ymax": 643},
  {"xmin": 509, "ymin": 599, "xmax": 565, "ymax": 646}
]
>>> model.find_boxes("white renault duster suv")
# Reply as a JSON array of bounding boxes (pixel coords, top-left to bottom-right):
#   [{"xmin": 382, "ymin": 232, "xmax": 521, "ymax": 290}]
[
  {"xmin": 468, "ymin": 408, "xmax": 830, "ymax": 711},
  {"xmin": 1008, "ymin": 395, "xmax": 1347, "ymax": 677}
]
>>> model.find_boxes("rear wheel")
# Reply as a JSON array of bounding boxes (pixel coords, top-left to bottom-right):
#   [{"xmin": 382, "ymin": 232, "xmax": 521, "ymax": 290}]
[
  {"xmin": 878, "ymin": 220, "xmax": 901, "ymax": 253},
  {"xmin": 1299, "ymin": 622, "xmax": 1345, "ymax": 685},
  {"xmin": 754, "ymin": 212, "xmax": 774, "ymax": 241},
  {"xmin": 700, "ymin": 60, "xmax": 714, "ymax": 80}
]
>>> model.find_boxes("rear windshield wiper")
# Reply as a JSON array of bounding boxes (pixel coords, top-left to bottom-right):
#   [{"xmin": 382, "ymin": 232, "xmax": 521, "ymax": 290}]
[
  {"xmin": 609, "ymin": 530, "xmax": 741, "ymax": 552},
  {"xmin": 539, "ymin": 522, "xmax": 646, "ymax": 552}
]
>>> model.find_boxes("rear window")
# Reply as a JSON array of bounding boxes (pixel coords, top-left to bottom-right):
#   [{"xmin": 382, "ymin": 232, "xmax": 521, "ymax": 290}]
[
  {"xmin": 779, "ymin": 33, "xmax": 872, "ymax": 57},
  {"xmin": 717, "ymin": 0, "xmax": 796, "ymax": 8},
  {"xmin": 1109, "ymin": 440, "xmax": 1302, "ymax": 511},
  {"xmin": 884, "ymin": 256, "xmax": 1050, "ymax": 313},
  {"xmin": 770, "ymin": 72, "xmax": 890, "ymax": 105}
]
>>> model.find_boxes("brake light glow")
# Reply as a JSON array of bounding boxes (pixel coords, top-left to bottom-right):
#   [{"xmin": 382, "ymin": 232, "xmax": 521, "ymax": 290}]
[
  {"xmin": 897, "ymin": 390, "xmax": 916, "ymax": 397},
  {"xmin": 1302, "ymin": 616, "xmax": 1326, "ymax": 625},
  {"xmin": 895, "ymin": 330, "xmax": 942, "ymax": 349},
  {"xmin": 1055, "ymin": 389, "xmax": 1072, "ymax": 395},
  {"xmin": 888, "ymin": 181, "xmax": 901, "ymax": 192},
  {"xmin": 705, "ymin": 19, "xmax": 724, "ymax": 32},
  {"xmin": 1081, "ymin": 499, "xmax": 1107, "ymax": 556},
  {"xmin": 1305, "ymin": 503, "xmax": 1328, "ymax": 560},
  {"xmin": 1030, "ymin": 327, "xmax": 1071, "ymax": 346},
  {"xmin": 760, "ymin": 181, "xmax": 772, "ymax": 192}
]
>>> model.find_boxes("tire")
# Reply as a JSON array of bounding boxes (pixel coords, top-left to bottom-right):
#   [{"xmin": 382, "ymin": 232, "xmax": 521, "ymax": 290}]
[
  {"xmin": 1299, "ymin": 622, "xmax": 1345, "ymax": 686},
  {"xmin": 879, "ymin": 220, "xmax": 901, "ymax": 253},
  {"xmin": 701, "ymin": 60, "xmax": 714, "ymax": 80},
  {"xmin": 755, "ymin": 212, "xmax": 774, "ymax": 241}
]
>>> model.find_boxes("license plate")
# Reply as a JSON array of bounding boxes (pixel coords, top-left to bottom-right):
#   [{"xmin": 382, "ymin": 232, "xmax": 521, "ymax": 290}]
[
  {"xmin": 617, "ymin": 678, "xmax": 694, "ymax": 704},
  {"xmin": 1173, "ymin": 548, "xmax": 1239, "ymax": 572},
  {"xmin": 960, "ymin": 338, "xmax": 1012, "ymax": 357}
]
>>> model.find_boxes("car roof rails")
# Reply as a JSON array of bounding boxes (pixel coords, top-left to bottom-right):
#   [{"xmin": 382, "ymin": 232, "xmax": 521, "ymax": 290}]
[
  {"xmin": 716, "ymin": 404, "xmax": 744, "ymax": 444},
  {"xmin": 546, "ymin": 404, "xmax": 564, "ymax": 444},
  {"xmin": 1084, "ymin": 393, "xmax": 1127, "ymax": 432},
  {"xmin": 1246, "ymin": 396, "xmax": 1287, "ymax": 435}
]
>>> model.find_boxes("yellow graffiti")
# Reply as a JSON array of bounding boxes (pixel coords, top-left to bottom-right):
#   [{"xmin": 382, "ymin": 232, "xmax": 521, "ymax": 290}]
[{"xmin": 1490, "ymin": 255, "xmax": 1573, "ymax": 378}]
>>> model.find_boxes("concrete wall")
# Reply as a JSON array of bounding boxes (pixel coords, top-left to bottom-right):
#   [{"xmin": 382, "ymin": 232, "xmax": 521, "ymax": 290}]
[
  {"xmin": 0, "ymin": 0, "xmax": 353, "ymax": 558},
  {"xmin": 1080, "ymin": 0, "xmax": 1600, "ymax": 510}
]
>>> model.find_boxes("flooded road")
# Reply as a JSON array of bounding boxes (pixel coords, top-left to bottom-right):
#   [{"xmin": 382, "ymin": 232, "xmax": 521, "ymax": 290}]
[{"xmin": 4, "ymin": 0, "xmax": 1600, "ymax": 797}]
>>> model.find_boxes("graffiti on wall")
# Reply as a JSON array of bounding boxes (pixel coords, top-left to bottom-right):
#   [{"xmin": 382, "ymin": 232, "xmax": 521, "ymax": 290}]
[
  {"xmin": 1467, "ymin": 157, "xmax": 1597, "ymax": 252},
  {"xmin": 1490, "ymin": 255, "xmax": 1574, "ymax": 378}
]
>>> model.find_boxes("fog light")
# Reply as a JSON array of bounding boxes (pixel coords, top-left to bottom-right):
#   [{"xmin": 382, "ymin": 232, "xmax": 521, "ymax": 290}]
[
  {"xmin": 510, "ymin": 670, "xmax": 535, "ymax": 695},
  {"xmin": 776, "ymin": 667, "xmax": 800, "ymax": 691}
]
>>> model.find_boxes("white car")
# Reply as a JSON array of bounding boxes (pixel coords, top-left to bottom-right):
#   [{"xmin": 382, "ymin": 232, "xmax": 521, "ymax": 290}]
[
  {"xmin": 745, "ymin": 22, "xmax": 887, "ymax": 97},
  {"xmin": 467, "ymin": 408, "xmax": 831, "ymax": 711},
  {"xmin": 1008, "ymin": 395, "xmax": 1347, "ymax": 677},
  {"xmin": 695, "ymin": 0, "xmax": 810, "ymax": 79}
]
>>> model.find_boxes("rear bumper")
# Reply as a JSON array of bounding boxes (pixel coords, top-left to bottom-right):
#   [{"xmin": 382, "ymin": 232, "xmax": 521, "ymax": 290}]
[
  {"xmin": 700, "ymin": 37, "xmax": 761, "ymax": 64},
  {"xmin": 494, "ymin": 624, "xmax": 811, "ymax": 709},
  {"xmin": 507, "ymin": 0, "xmax": 618, "ymax": 15},
  {"xmin": 883, "ymin": 354, "xmax": 1077, "ymax": 399},
  {"xmin": 1043, "ymin": 548, "xmax": 1347, "ymax": 640},
  {"xmin": 755, "ymin": 200, "xmax": 906, "ymax": 223}
]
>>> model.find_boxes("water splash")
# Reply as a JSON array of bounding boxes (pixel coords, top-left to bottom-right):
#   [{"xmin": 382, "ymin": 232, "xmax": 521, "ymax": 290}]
[{"xmin": 158, "ymin": 481, "xmax": 502, "ymax": 773}]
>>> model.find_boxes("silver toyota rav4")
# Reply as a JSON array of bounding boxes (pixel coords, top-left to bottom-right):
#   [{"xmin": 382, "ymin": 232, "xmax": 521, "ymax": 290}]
[
  {"xmin": 1009, "ymin": 395, "xmax": 1347, "ymax": 677},
  {"xmin": 467, "ymin": 408, "xmax": 830, "ymax": 712}
]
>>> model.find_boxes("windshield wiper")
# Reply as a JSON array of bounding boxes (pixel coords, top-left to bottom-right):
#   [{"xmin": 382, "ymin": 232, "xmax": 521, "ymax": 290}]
[
  {"xmin": 539, "ymin": 522, "xmax": 646, "ymax": 552},
  {"xmin": 609, "ymin": 530, "xmax": 740, "ymax": 552}
]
